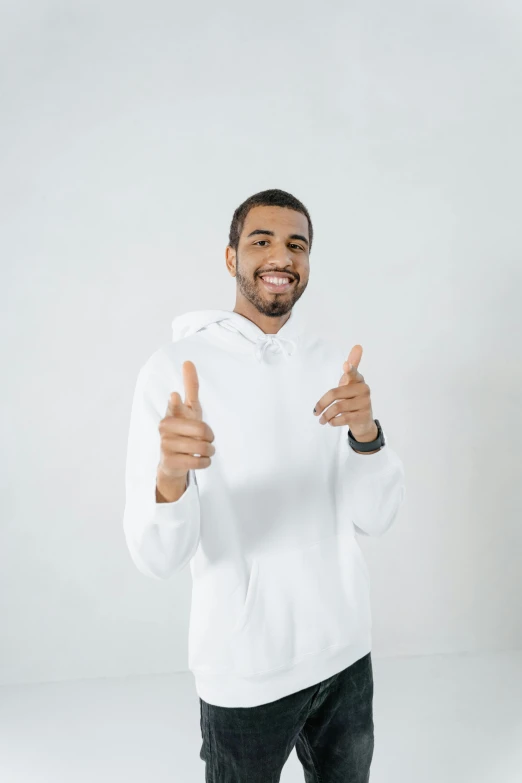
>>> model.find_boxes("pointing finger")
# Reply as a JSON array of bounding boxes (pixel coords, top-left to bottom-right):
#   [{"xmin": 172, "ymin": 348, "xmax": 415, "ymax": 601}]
[{"xmin": 166, "ymin": 391, "xmax": 183, "ymax": 417}]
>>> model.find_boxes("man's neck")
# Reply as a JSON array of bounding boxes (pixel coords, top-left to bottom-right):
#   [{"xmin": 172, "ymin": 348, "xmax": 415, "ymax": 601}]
[{"xmin": 232, "ymin": 305, "xmax": 291, "ymax": 335}]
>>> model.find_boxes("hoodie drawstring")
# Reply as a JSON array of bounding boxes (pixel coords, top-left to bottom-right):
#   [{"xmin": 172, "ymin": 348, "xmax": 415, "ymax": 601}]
[
  {"xmin": 254, "ymin": 335, "xmax": 296, "ymax": 363},
  {"xmin": 218, "ymin": 319, "xmax": 297, "ymax": 363}
]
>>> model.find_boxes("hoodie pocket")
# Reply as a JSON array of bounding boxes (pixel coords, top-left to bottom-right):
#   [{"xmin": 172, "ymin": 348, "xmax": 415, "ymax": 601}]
[{"xmin": 230, "ymin": 531, "xmax": 371, "ymax": 678}]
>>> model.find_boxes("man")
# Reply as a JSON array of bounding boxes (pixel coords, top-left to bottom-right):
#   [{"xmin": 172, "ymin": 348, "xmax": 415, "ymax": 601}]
[{"xmin": 123, "ymin": 188, "xmax": 406, "ymax": 782}]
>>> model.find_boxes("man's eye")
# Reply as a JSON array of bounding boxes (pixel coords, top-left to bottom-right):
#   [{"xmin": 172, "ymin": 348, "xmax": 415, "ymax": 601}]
[{"xmin": 255, "ymin": 240, "xmax": 303, "ymax": 250}]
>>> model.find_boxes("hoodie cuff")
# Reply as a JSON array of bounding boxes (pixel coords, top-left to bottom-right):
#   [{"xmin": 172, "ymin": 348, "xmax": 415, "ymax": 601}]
[
  {"xmin": 152, "ymin": 470, "xmax": 198, "ymax": 525},
  {"xmin": 345, "ymin": 437, "xmax": 403, "ymax": 477}
]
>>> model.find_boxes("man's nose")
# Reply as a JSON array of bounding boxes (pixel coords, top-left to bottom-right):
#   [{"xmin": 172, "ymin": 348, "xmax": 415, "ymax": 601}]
[{"xmin": 265, "ymin": 246, "xmax": 295, "ymax": 265}]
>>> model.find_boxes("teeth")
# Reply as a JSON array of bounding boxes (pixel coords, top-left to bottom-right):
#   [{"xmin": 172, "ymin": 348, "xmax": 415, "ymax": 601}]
[{"xmin": 263, "ymin": 277, "xmax": 290, "ymax": 285}]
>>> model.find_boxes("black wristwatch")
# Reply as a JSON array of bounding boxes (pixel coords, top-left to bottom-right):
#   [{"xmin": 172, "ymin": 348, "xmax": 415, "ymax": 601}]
[{"xmin": 348, "ymin": 419, "xmax": 386, "ymax": 453}]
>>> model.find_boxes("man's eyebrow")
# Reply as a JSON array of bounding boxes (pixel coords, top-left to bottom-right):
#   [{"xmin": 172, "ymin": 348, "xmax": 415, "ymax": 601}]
[{"xmin": 246, "ymin": 229, "xmax": 309, "ymax": 246}]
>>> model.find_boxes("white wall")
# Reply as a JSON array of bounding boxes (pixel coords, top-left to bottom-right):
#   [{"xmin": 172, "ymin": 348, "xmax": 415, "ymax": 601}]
[{"xmin": 1, "ymin": 0, "xmax": 521, "ymax": 686}]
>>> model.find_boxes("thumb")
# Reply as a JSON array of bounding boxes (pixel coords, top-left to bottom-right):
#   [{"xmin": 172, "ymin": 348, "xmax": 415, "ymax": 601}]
[{"xmin": 182, "ymin": 360, "xmax": 202, "ymax": 414}]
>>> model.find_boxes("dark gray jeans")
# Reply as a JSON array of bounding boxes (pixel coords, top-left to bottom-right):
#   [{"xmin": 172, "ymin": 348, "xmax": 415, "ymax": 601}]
[{"xmin": 199, "ymin": 651, "xmax": 374, "ymax": 782}]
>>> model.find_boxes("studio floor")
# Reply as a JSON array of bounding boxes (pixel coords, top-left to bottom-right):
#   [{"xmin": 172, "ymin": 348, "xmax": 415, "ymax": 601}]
[{"xmin": 1, "ymin": 649, "xmax": 521, "ymax": 782}]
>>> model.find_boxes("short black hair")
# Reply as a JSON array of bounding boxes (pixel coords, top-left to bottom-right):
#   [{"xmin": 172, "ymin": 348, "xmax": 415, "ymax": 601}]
[{"xmin": 228, "ymin": 188, "xmax": 313, "ymax": 253}]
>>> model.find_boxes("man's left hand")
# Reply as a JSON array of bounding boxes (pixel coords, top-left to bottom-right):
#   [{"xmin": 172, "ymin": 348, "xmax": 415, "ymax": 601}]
[{"xmin": 313, "ymin": 344, "xmax": 378, "ymax": 441}]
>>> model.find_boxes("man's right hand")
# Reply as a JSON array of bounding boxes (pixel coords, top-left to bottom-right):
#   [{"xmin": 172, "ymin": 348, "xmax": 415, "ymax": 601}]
[{"xmin": 156, "ymin": 361, "xmax": 215, "ymax": 499}]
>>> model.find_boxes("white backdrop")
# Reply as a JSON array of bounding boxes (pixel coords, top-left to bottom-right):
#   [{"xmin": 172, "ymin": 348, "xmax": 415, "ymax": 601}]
[{"xmin": 1, "ymin": 0, "xmax": 521, "ymax": 686}]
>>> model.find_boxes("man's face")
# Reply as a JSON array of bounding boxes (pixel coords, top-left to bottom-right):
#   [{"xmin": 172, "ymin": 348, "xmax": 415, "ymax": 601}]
[{"xmin": 229, "ymin": 205, "xmax": 310, "ymax": 317}]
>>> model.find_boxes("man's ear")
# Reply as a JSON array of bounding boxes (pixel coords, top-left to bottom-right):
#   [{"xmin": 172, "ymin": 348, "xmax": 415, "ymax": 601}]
[{"xmin": 225, "ymin": 245, "xmax": 237, "ymax": 277}]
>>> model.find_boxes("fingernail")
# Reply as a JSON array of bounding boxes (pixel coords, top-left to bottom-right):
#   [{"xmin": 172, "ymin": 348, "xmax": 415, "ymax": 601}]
[{"xmin": 313, "ymin": 407, "xmax": 317, "ymax": 414}]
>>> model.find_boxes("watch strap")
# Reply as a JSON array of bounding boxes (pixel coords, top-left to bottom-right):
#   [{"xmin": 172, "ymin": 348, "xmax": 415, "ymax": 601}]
[{"xmin": 348, "ymin": 419, "xmax": 386, "ymax": 452}]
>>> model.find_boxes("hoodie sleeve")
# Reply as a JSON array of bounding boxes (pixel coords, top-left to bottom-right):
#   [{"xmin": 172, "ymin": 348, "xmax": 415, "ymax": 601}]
[
  {"xmin": 336, "ymin": 431, "xmax": 406, "ymax": 538},
  {"xmin": 123, "ymin": 352, "xmax": 201, "ymax": 580}
]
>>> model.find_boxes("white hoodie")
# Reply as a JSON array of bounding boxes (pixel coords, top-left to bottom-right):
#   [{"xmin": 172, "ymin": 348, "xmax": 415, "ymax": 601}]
[{"xmin": 123, "ymin": 308, "xmax": 406, "ymax": 708}]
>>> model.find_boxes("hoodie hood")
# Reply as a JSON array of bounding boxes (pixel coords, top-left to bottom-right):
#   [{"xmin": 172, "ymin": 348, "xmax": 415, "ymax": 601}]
[{"xmin": 171, "ymin": 309, "xmax": 301, "ymax": 363}]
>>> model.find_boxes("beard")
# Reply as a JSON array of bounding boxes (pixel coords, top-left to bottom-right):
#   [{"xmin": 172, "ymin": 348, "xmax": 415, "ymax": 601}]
[{"xmin": 235, "ymin": 261, "xmax": 307, "ymax": 318}]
